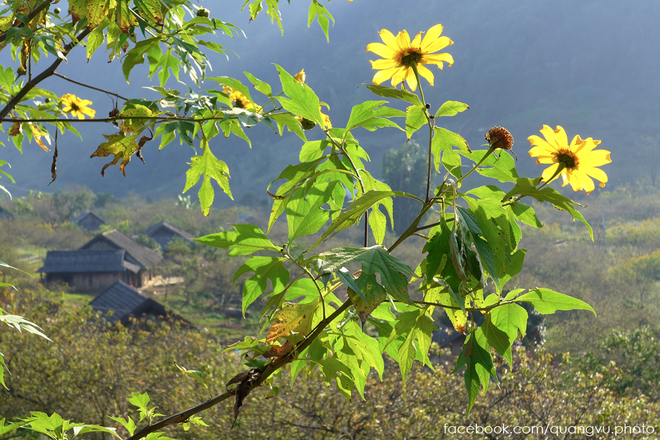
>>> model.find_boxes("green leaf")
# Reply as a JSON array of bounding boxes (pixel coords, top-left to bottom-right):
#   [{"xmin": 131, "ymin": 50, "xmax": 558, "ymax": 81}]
[
  {"xmin": 194, "ymin": 224, "xmax": 281, "ymax": 256},
  {"xmin": 432, "ymin": 127, "xmax": 470, "ymax": 173},
  {"xmin": 346, "ymin": 101, "xmax": 404, "ymax": 132},
  {"xmin": 244, "ymin": 71, "xmax": 272, "ymax": 97},
  {"xmin": 489, "ymin": 302, "xmax": 528, "ymax": 346},
  {"xmin": 318, "ymin": 246, "xmax": 414, "ymax": 304},
  {"xmin": 503, "ymin": 177, "xmax": 593, "ymax": 238},
  {"xmin": 183, "ymin": 146, "xmax": 232, "ymax": 216},
  {"xmin": 275, "ymin": 64, "xmax": 323, "ymax": 127},
  {"xmin": 347, "ymin": 272, "xmax": 387, "ymax": 324},
  {"xmin": 234, "ymin": 257, "xmax": 289, "ymax": 315},
  {"xmin": 478, "ymin": 314, "xmax": 513, "ymax": 365},
  {"xmin": 456, "ymin": 206, "xmax": 500, "ymax": 290},
  {"xmin": 435, "ymin": 101, "xmax": 470, "ymax": 118},
  {"xmin": 510, "ymin": 202, "xmax": 543, "ymax": 228},
  {"xmin": 515, "ymin": 288, "xmax": 596, "ymax": 316},
  {"xmin": 461, "ymin": 149, "xmax": 519, "ymax": 183},
  {"xmin": 405, "ymin": 104, "xmax": 427, "ymax": 140},
  {"xmin": 286, "ymin": 181, "xmax": 338, "ymax": 242},
  {"xmin": 270, "ymin": 113, "xmax": 306, "ymax": 141},
  {"xmin": 455, "ymin": 334, "xmax": 496, "ymax": 415},
  {"xmin": 307, "ymin": 0, "xmax": 334, "ymax": 42},
  {"xmin": 315, "ymin": 190, "xmax": 414, "ymax": 245},
  {"xmin": 365, "ymin": 85, "xmax": 423, "ymax": 107},
  {"xmin": 396, "ymin": 309, "xmax": 436, "ymax": 381}
]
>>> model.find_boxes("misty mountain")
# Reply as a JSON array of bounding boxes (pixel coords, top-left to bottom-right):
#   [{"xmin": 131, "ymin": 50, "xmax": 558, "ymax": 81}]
[{"xmin": 1, "ymin": 0, "xmax": 658, "ymax": 206}]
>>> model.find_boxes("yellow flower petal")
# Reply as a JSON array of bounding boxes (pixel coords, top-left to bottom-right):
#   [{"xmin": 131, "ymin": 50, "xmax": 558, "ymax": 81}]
[
  {"xmin": 529, "ymin": 125, "xmax": 610, "ymax": 194},
  {"xmin": 366, "ymin": 24, "xmax": 453, "ymax": 91}
]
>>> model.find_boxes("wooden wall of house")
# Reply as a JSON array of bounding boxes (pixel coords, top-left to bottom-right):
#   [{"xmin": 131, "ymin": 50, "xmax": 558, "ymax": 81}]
[{"xmin": 46, "ymin": 271, "xmax": 142, "ymax": 292}]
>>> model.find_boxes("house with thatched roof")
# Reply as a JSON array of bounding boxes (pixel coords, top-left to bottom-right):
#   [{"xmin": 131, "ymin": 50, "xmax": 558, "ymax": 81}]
[
  {"xmin": 144, "ymin": 221, "xmax": 194, "ymax": 252},
  {"xmin": 72, "ymin": 211, "xmax": 105, "ymax": 232},
  {"xmin": 89, "ymin": 281, "xmax": 187, "ymax": 326},
  {"xmin": 37, "ymin": 249, "xmax": 142, "ymax": 291}
]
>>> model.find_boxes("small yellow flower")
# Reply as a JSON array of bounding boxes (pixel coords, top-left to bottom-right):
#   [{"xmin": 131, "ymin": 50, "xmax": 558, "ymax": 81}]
[
  {"xmin": 60, "ymin": 94, "xmax": 95, "ymax": 119},
  {"xmin": 294, "ymin": 69, "xmax": 306, "ymax": 84},
  {"xmin": 222, "ymin": 86, "xmax": 262, "ymax": 113},
  {"xmin": 528, "ymin": 125, "xmax": 612, "ymax": 194},
  {"xmin": 367, "ymin": 24, "xmax": 454, "ymax": 91}
]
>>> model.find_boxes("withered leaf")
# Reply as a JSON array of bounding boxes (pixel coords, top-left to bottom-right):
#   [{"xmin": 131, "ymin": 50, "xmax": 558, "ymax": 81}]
[
  {"xmin": 91, "ymin": 132, "xmax": 143, "ymax": 176},
  {"xmin": 9, "ymin": 122, "xmax": 22, "ymax": 136},
  {"xmin": 266, "ymin": 301, "xmax": 318, "ymax": 344},
  {"xmin": 226, "ymin": 368, "xmax": 262, "ymax": 429},
  {"xmin": 262, "ymin": 341, "xmax": 293, "ymax": 359},
  {"xmin": 48, "ymin": 138, "xmax": 58, "ymax": 186}
]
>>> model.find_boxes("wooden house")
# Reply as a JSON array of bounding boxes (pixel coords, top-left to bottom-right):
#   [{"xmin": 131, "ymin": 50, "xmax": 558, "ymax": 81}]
[
  {"xmin": 144, "ymin": 221, "xmax": 194, "ymax": 252},
  {"xmin": 79, "ymin": 229, "xmax": 163, "ymax": 287},
  {"xmin": 72, "ymin": 211, "xmax": 106, "ymax": 231},
  {"xmin": 89, "ymin": 281, "xmax": 186, "ymax": 326},
  {"xmin": 37, "ymin": 249, "xmax": 141, "ymax": 291}
]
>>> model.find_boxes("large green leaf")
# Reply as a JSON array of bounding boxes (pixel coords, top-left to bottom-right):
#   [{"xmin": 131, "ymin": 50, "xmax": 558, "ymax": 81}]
[
  {"xmin": 455, "ymin": 334, "xmax": 497, "ymax": 415},
  {"xmin": 434, "ymin": 101, "xmax": 470, "ymax": 118},
  {"xmin": 318, "ymin": 246, "xmax": 414, "ymax": 304},
  {"xmin": 234, "ymin": 257, "xmax": 289, "ymax": 315},
  {"xmin": 515, "ymin": 288, "xmax": 596, "ymax": 316},
  {"xmin": 194, "ymin": 224, "xmax": 281, "ymax": 256},
  {"xmin": 275, "ymin": 64, "xmax": 323, "ymax": 127},
  {"xmin": 183, "ymin": 146, "xmax": 232, "ymax": 216},
  {"xmin": 286, "ymin": 181, "xmax": 338, "ymax": 242},
  {"xmin": 365, "ymin": 84, "xmax": 423, "ymax": 107},
  {"xmin": 405, "ymin": 104, "xmax": 427, "ymax": 140},
  {"xmin": 345, "ymin": 101, "xmax": 404, "ymax": 132},
  {"xmin": 432, "ymin": 127, "xmax": 470, "ymax": 173}
]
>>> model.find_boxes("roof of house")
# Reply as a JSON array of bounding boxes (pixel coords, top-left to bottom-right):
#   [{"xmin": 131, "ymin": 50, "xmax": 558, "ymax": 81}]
[
  {"xmin": 37, "ymin": 250, "xmax": 141, "ymax": 274},
  {"xmin": 89, "ymin": 281, "xmax": 155, "ymax": 323},
  {"xmin": 145, "ymin": 221, "xmax": 194, "ymax": 242},
  {"xmin": 80, "ymin": 229, "xmax": 163, "ymax": 269},
  {"xmin": 72, "ymin": 211, "xmax": 106, "ymax": 225}
]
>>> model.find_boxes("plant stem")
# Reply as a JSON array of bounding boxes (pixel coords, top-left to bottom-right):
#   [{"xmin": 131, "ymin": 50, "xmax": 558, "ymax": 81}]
[
  {"xmin": 53, "ymin": 73, "xmax": 129, "ymax": 101},
  {"xmin": 411, "ymin": 64, "xmax": 435, "ymax": 204}
]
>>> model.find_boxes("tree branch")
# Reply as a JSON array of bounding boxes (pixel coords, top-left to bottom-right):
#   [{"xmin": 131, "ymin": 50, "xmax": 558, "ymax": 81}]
[
  {"xmin": 0, "ymin": 28, "xmax": 91, "ymax": 120},
  {"xmin": 126, "ymin": 299, "xmax": 353, "ymax": 440}
]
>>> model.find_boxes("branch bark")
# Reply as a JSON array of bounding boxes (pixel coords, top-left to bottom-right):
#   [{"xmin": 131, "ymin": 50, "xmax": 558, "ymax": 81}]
[{"xmin": 0, "ymin": 27, "xmax": 91, "ymax": 120}]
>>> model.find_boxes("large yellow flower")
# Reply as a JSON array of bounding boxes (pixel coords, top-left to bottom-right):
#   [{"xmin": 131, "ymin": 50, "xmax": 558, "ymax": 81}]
[
  {"xmin": 60, "ymin": 94, "xmax": 95, "ymax": 119},
  {"xmin": 528, "ymin": 125, "xmax": 611, "ymax": 194},
  {"xmin": 366, "ymin": 24, "xmax": 454, "ymax": 91},
  {"xmin": 222, "ymin": 86, "xmax": 262, "ymax": 113}
]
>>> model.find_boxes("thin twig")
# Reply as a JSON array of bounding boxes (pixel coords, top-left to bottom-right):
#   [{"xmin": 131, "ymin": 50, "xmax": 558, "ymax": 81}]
[{"xmin": 53, "ymin": 73, "xmax": 129, "ymax": 101}]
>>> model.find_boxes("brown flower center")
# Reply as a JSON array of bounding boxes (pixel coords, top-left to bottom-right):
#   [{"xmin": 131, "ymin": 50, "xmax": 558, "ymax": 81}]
[
  {"xmin": 70, "ymin": 102, "xmax": 81, "ymax": 112},
  {"xmin": 554, "ymin": 150, "xmax": 578, "ymax": 170},
  {"xmin": 400, "ymin": 49, "xmax": 423, "ymax": 67},
  {"xmin": 485, "ymin": 126, "xmax": 514, "ymax": 151}
]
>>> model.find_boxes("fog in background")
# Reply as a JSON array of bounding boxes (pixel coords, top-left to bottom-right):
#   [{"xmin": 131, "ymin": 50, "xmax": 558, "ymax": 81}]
[{"xmin": 2, "ymin": 0, "xmax": 658, "ymax": 205}]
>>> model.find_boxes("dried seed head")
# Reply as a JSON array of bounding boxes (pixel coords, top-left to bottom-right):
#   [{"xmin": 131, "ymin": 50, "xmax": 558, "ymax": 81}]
[{"xmin": 485, "ymin": 126, "xmax": 514, "ymax": 151}]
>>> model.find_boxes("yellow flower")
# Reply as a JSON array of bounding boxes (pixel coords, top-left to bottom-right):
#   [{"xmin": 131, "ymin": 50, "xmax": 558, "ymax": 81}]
[
  {"xmin": 222, "ymin": 86, "xmax": 262, "ymax": 113},
  {"xmin": 294, "ymin": 69, "xmax": 306, "ymax": 84},
  {"xmin": 366, "ymin": 24, "xmax": 454, "ymax": 91},
  {"xmin": 528, "ymin": 125, "xmax": 611, "ymax": 194},
  {"xmin": 60, "ymin": 94, "xmax": 95, "ymax": 119}
]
